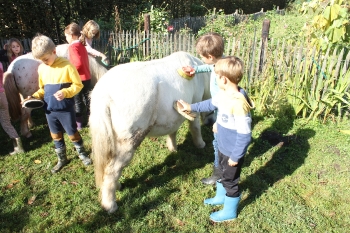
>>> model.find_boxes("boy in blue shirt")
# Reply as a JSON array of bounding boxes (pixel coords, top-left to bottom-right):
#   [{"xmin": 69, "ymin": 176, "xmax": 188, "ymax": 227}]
[
  {"xmin": 177, "ymin": 56, "xmax": 254, "ymax": 222},
  {"xmin": 180, "ymin": 32, "xmax": 248, "ymax": 185}
]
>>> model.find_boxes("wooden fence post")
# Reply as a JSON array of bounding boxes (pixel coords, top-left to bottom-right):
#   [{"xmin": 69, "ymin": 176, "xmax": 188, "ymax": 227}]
[
  {"xmin": 144, "ymin": 14, "xmax": 150, "ymax": 58},
  {"xmin": 259, "ymin": 19, "xmax": 270, "ymax": 72}
]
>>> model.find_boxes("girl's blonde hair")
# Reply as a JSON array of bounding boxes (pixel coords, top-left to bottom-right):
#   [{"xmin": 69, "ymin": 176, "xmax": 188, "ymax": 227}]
[
  {"xmin": 7, "ymin": 38, "xmax": 24, "ymax": 61},
  {"xmin": 65, "ymin": 22, "xmax": 85, "ymax": 45},
  {"xmin": 82, "ymin": 20, "xmax": 100, "ymax": 39}
]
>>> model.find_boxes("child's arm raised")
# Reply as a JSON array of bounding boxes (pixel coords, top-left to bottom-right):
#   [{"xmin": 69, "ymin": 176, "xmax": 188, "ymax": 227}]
[{"xmin": 180, "ymin": 64, "xmax": 213, "ymax": 77}]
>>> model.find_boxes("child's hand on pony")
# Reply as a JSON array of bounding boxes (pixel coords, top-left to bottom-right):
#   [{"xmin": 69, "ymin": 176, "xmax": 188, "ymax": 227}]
[
  {"xmin": 21, "ymin": 96, "xmax": 34, "ymax": 105},
  {"xmin": 181, "ymin": 66, "xmax": 195, "ymax": 76},
  {"xmin": 177, "ymin": 99, "xmax": 191, "ymax": 112},
  {"xmin": 101, "ymin": 55, "xmax": 109, "ymax": 66}
]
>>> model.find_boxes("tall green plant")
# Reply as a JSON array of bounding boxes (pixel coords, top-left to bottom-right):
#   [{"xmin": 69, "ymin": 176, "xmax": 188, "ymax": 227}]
[
  {"xmin": 197, "ymin": 8, "xmax": 237, "ymax": 39},
  {"xmin": 138, "ymin": 3, "xmax": 171, "ymax": 33},
  {"xmin": 248, "ymin": 41, "xmax": 350, "ymax": 122},
  {"xmin": 300, "ymin": 0, "xmax": 350, "ymax": 51}
]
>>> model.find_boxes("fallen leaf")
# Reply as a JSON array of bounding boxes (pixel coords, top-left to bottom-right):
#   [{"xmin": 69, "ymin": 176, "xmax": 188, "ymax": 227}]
[
  {"xmin": 34, "ymin": 160, "xmax": 41, "ymax": 164},
  {"xmin": 40, "ymin": 212, "xmax": 49, "ymax": 217},
  {"xmin": 176, "ymin": 218, "xmax": 185, "ymax": 226},
  {"xmin": 28, "ymin": 195, "xmax": 37, "ymax": 205},
  {"xmin": 4, "ymin": 180, "xmax": 20, "ymax": 190},
  {"xmin": 339, "ymin": 130, "xmax": 350, "ymax": 135}
]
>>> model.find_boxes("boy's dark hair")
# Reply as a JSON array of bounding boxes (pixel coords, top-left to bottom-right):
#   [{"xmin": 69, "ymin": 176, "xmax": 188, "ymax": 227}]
[
  {"xmin": 195, "ymin": 32, "xmax": 224, "ymax": 58},
  {"xmin": 214, "ymin": 56, "xmax": 244, "ymax": 84}
]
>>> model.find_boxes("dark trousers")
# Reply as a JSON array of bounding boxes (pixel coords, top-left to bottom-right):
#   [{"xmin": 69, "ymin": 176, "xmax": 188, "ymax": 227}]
[
  {"xmin": 46, "ymin": 109, "xmax": 82, "ymax": 149},
  {"xmin": 74, "ymin": 79, "xmax": 91, "ymax": 117},
  {"xmin": 219, "ymin": 150, "xmax": 244, "ymax": 197}
]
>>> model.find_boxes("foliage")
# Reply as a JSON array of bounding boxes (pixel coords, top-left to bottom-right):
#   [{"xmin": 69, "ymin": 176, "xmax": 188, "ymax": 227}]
[
  {"xmin": 197, "ymin": 8, "xmax": 237, "ymax": 39},
  {"xmin": 0, "ymin": 0, "xmax": 293, "ymax": 42},
  {"xmin": 299, "ymin": 0, "xmax": 350, "ymax": 51},
  {"xmin": 138, "ymin": 4, "xmax": 171, "ymax": 33},
  {"xmin": 0, "ymin": 0, "xmax": 116, "ymax": 42},
  {"xmin": 245, "ymin": 41, "xmax": 350, "ymax": 122},
  {"xmin": 265, "ymin": 9, "xmax": 310, "ymax": 43},
  {"xmin": 197, "ymin": 6, "xmax": 309, "ymax": 44}
]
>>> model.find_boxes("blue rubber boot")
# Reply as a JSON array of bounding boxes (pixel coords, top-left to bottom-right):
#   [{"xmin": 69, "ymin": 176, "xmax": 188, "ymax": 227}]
[
  {"xmin": 204, "ymin": 181, "xmax": 226, "ymax": 205},
  {"xmin": 210, "ymin": 195, "xmax": 240, "ymax": 222}
]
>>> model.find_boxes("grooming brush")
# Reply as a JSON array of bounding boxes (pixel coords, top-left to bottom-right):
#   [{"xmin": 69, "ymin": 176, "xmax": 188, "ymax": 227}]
[
  {"xmin": 173, "ymin": 101, "xmax": 196, "ymax": 121},
  {"xmin": 177, "ymin": 66, "xmax": 195, "ymax": 80}
]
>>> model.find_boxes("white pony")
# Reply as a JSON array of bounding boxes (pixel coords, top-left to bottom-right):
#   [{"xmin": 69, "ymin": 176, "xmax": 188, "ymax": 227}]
[
  {"xmin": 3, "ymin": 44, "xmax": 108, "ymax": 138},
  {"xmin": 90, "ymin": 51, "xmax": 212, "ymax": 213}
]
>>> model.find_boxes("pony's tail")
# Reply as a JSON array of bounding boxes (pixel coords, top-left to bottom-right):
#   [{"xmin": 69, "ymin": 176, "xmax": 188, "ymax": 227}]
[
  {"xmin": 89, "ymin": 90, "xmax": 116, "ymax": 188},
  {"xmin": 3, "ymin": 72, "xmax": 22, "ymax": 121}
]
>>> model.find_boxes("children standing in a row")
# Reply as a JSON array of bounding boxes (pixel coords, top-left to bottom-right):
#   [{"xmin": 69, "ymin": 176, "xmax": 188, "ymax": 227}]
[
  {"xmin": 65, "ymin": 22, "xmax": 91, "ymax": 130},
  {"xmin": 26, "ymin": 34, "xmax": 91, "ymax": 173},
  {"xmin": 178, "ymin": 56, "xmax": 254, "ymax": 222},
  {"xmin": 180, "ymin": 33, "xmax": 248, "ymax": 185}
]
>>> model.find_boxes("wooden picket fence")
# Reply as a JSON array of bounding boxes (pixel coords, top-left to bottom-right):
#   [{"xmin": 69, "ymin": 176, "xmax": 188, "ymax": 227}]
[
  {"xmin": 1, "ymin": 32, "xmax": 349, "ymax": 85},
  {"xmin": 93, "ymin": 31, "xmax": 350, "ymax": 85}
]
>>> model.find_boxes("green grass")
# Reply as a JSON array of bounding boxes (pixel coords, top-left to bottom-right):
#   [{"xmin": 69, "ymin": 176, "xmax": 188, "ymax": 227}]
[{"xmin": 1, "ymin": 109, "xmax": 350, "ymax": 232}]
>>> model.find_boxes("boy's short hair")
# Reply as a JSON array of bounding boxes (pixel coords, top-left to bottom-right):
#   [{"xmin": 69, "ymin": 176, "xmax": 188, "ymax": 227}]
[
  {"xmin": 31, "ymin": 35, "xmax": 55, "ymax": 59},
  {"xmin": 214, "ymin": 56, "xmax": 244, "ymax": 84},
  {"xmin": 195, "ymin": 32, "xmax": 224, "ymax": 59}
]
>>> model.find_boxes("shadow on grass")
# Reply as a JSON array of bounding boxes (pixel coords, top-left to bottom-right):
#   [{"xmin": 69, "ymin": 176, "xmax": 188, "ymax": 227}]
[
  {"xmin": 58, "ymin": 124, "xmax": 214, "ymax": 232},
  {"xmin": 0, "ymin": 108, "xmax": 52, "ymax": 156},
  {"xmin": 239, "ymin": 104, "xmax": 316, "ymax": 213},
  {"xmin": 0, "ymin": 201, "xmax": 30, "ymax": 231},
  {"xmin": 0, "ymin": 189, "xmax": 51, "ymax": 232}
]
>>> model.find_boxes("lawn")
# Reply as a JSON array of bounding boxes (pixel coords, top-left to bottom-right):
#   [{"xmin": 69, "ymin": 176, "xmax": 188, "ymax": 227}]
[{"xmin": 1, "ymin": 108, "xmax": 349, "ymax": 232}]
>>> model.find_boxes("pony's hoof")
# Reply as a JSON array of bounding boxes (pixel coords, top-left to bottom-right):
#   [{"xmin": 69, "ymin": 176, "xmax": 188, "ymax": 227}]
[
  {"xmin": 102, "ymin": 201, "xmax": 118, "ymax": 214},
  {"xmin": 195, "ymin": 140, "xmax": 206, "ymax": 149},
  {"xmin": 166, "ymin": 141, "xmax": 177, "ymax": 152}
]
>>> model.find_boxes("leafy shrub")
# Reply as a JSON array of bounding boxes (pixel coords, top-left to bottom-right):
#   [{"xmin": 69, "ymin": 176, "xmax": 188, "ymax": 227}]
[{"xmin": 299, "ymin": 0, "xmax": 350, "ymax": 51}]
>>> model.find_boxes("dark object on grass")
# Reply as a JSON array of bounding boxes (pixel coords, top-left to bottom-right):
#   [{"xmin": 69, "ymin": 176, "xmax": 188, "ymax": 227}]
[{"xmin": 22, "ymin": 99, "xmax": 44, "ymax": 109}]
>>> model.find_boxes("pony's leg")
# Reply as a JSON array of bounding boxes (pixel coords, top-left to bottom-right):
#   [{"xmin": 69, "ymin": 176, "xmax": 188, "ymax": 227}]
[
  {"xmin": 189, "ymin": 118, "xmax": 206, "ymax": 148},
  {"xmin": 100, "ymin": 141, "xmax": 136, "ymax": 214},
  {"xmin": 20, "ymin": 108, "xmax": 32, "ymax": 138},
  {"xmin": 166, "ymin": 130, "xmax": 177, "ymax": 151}
]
